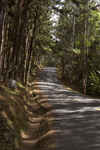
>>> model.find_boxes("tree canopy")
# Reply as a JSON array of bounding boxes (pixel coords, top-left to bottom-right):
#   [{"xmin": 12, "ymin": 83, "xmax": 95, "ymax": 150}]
[{"xmin": 0, "ymin": 0, "xmax": 100, "ymax": 96}]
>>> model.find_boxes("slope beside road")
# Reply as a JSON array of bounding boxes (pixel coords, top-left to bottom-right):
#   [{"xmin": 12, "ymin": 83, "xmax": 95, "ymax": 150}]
[{"xmin": 38, "ymin": 67, "xmax": 100, "ymax": 150}]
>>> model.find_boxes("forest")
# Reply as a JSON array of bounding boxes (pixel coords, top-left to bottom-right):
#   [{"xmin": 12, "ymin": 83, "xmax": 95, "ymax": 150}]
[{"xmin": 0, "ymin": 0, "xmax": 100, "ymax": 97}]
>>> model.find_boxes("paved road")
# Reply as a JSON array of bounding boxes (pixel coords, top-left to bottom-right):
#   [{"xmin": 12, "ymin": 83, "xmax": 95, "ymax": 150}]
[{"xmin": 38, "ymin": 67, "xmax": 100, "ymax": 150}]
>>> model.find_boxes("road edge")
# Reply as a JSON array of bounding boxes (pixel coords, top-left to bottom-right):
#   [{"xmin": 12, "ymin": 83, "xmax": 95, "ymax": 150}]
[
  {"xmin": 56, "ymin": 68, "xmax": 100, "ymax": 100},
  {"xmin": 33, "ymin": 68, "xmax": 56, "ymax": 150}
]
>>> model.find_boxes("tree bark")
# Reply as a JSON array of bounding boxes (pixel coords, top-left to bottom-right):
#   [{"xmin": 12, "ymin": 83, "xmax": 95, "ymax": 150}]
[
  {"xmin": 0, "ymin": 0, "xmax": 7, "ymax": 80},
  {"xmin": 25, "ymin": 7, "xmax": 39, "ymax": 87},
  {"xmin": 71, "ymin": 15, "xmax": 75, "ymax": 84},
  {"xmin": 15, "ymin": 0, "xmax": 31, "ymax": 80},
  {"xmin": 82, "ymin": 2, "xmax": 87, "ymax": 94},
  {"xmin": 10, "ymin": 0, "xmax": 21, "ymax": 79},
  {"xmin": 61, "ymin": 55, "xmax": 65, "ymax": 76}
]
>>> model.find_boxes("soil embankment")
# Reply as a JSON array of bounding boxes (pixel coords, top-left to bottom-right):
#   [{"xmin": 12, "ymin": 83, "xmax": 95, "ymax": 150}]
[{"xmin": 0, "ymin": 69, "xmax": 55, "ymax": 150}]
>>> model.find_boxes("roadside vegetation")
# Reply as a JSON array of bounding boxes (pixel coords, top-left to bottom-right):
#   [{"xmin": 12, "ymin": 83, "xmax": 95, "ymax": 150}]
[
  {"xmin": 49, "ymin": 0, "xmax": 100, "ymax": 98},
  {"xmin": 0, "ymin": 68, "xmax": 55, "ymax": 150},
  {"xmin": 0, "ymin": 79, "xmax": 29, "ymax": 149}
]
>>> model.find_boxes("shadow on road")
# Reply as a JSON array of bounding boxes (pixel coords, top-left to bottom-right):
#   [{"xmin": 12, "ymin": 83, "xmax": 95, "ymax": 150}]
[{"xmin": 38, "ymin": 67, "xmax": 100, "ymax": 150}]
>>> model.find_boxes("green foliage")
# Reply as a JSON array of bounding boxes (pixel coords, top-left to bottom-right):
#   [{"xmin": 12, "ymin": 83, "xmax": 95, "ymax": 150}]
[
  {"xmin": 87, "ymin": 71, "xmax": 100, "ymax": 96},
  {"xmin": 73, "ymin": 48, "xmax": 80, "ymax": 54}
]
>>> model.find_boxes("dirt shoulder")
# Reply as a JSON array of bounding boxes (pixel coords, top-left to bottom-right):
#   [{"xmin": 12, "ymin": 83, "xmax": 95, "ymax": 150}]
[
  {"xmin": 33, "ymin": 82, "xmax": 56, "ymax": 150},
  {"xmin": 17, "ymin": 69, "xmax": 56, "ymax": 150},
  {"xmin": 0, "ymin": 68, "xmax": 55, "ymax": 150}
]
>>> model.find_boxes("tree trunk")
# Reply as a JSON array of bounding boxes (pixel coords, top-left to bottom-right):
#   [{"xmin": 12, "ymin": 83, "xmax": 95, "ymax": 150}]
[
  {"xmin": 61, "ymin": 55, "xmax": 65, "ymax": 76},
  {"xmin": 10, "ymin": 0, "xmax": 21, "ymax": 79},
  {"xmin": 5, "ymin": 46, "xmax": 12, "ymax": 81},
  {"xmin": 23, "ymin": 35, "xmax": 29, "ymax": 83},
  {"xmin": 25, "ymin": 7, "xmax": 39, "ymax": 87},
  {"xmin": 15, "ymin": 0, "xmax": 31, "ymax": 80},
  {"xmin": 82, "ymin": 2, "xmax": 87, "ymax": 94},
  {"xmin": 0, "ymin": 0, "xmax": 7, "ymax": 80},
  {"xmin": 71, "ymin": 15, "xmax": 75, "ymax": 84},
  {"xmin": 1, "ymin": 9, "xmax": 6, "ymax": 72}
]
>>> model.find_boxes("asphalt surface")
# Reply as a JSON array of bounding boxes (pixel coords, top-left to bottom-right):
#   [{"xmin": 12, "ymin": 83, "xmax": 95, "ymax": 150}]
[{"xmin": 38, "ymin": 67, "xmax": 100, "ymax": 150}]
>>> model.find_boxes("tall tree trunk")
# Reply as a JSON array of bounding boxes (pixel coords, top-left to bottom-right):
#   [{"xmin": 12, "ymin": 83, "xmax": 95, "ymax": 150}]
[
  {"xmin": 1, "ymin": 10, "xmax": 6, "ymax": 72},
  {"xmin": 61, "ymin": 55, "xmax": 65, "ymax": 76},
  {"xmin": 5, "ymin": 46, "xmax": 13, "ymax": 81},
  {"xmin": 19, "ymin": 35, "xmax": 27, "ymax": 81},
  {"xmin": 10, "ymin": 0, "xmax": 21, "ymax": 79},
  {"xmin": 0, "ymin": 0, "xmax": 7, "ymax": 80},
  {"xmin": 25, "ymin": 7, "xmax": 39, "ymax": 87},
  {"xmin": 0, "ymin": 0, "xmax": 7, "ymax": 46},
  {"xmin": 2, "ymin": 5, "xmax": 8, "ymax": 73},
  {"xmin": 82, "ymin": 2, "xmax": 87, "ymax": 94},
  {"xmin": 15, "ymin": 0, "xmax": 31, "ymax": 80},
  {"xmin": 71, "ymin": 15, "xmax": 75, "ymax": 84},
  {"xmin": 23, "ymin": 35, "xmax": 29, "ymax": 83},
  {"xmin": 5, "ymin": 15, "xmax": 11, "ymax": 81}
]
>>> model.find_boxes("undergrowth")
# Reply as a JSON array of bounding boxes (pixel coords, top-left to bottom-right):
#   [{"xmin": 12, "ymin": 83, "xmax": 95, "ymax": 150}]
[{"xmin": 0, "ymin": 81, "xmax": 30, "ymax": 149}]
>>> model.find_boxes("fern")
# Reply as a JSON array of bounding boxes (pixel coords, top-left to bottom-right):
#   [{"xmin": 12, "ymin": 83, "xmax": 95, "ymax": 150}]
[{"xmin": 87, "ymin": 70, "xmax": 100, "ymax": 96}]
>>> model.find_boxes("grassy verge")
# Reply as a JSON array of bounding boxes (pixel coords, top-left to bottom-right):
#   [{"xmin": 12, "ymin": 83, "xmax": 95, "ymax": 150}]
[
  {"xmin": 0, "ymin": 67, "xmax": 56, "ymax": 150},
  {"xmin": 0, "ymin": 67, "xmax": 41, "ymax": 149},
  {"xmin": 0, "ymin": 81, "xmax": 29, "ymax": 150}
]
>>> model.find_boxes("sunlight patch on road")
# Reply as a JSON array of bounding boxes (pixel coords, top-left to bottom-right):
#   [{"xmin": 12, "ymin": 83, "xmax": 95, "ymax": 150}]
[
  {"xmin": 69, "ymin": 96, "xmax": 72, "ymax": 97},
  {"xmin": 76, "ymin": 99, "xmax": 81, "ymax": 102},
  {"xmin": 56, "ymin": 90, "xmax": 59, "ymax": 92},
  {"xmin": 95, "ymin": 107, "xmax": 100, "ymax": 111}
]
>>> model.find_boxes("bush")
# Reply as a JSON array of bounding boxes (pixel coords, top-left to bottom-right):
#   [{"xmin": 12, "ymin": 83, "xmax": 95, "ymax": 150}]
[{"xmin": 87, "ymin": 70, "xmax": 100, "ymax": 97}]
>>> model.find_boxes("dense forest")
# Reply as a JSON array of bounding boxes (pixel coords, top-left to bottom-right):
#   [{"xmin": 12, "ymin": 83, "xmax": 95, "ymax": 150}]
[{"xmin": 0, "ymin": 0, "xmax": 100, "ymax": 96}]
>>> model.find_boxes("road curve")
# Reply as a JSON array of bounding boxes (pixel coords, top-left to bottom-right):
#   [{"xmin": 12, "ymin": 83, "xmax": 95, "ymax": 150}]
[{"xmin": 38, "ymin": 67, "xmax": 100, "ymax": 150}]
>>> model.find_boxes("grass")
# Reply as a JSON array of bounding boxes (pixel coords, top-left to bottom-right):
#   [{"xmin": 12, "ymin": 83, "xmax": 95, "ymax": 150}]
[
  {"xmin": 0, "ymin": 67, "xmax": 55, "ymax": 150},
  {"xmin": 0, "ymin": 67, "xmax": 44, "ymax": 150},
  {"xmin": 0, "ymin": 81, "xmax": 30, "ymax": 149}
]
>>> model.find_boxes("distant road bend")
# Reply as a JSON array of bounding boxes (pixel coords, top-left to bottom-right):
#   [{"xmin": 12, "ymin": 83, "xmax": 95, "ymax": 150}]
[{"xmin": 38, "ymin": 67, "xmax": 100, "ymax": 150}]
